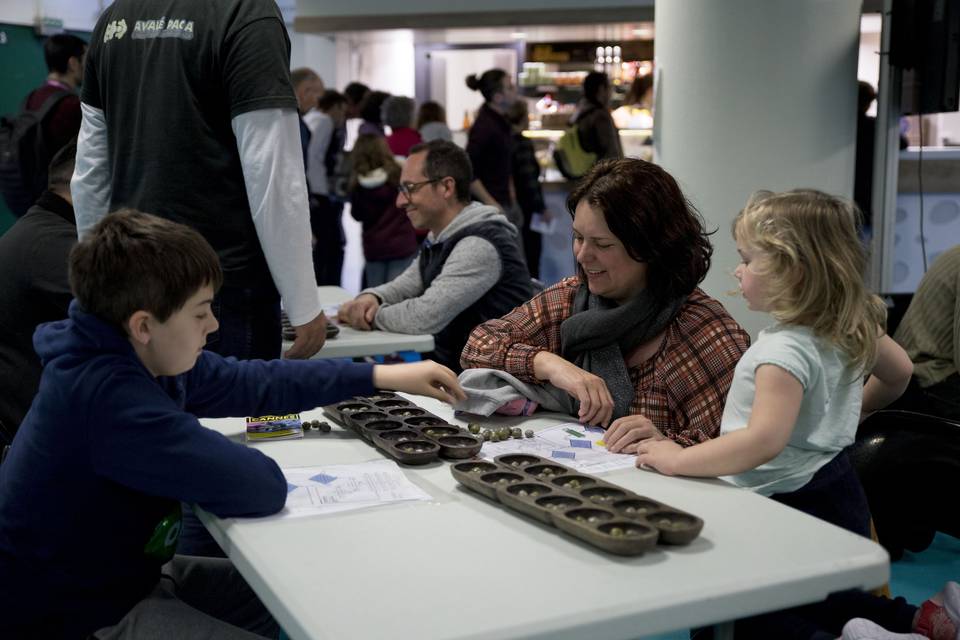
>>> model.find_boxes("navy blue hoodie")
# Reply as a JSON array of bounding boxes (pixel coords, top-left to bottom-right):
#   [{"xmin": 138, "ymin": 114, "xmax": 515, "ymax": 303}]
[{"xmin": 0, "ymin": 302, "xmax": 374, "ymax": 638}]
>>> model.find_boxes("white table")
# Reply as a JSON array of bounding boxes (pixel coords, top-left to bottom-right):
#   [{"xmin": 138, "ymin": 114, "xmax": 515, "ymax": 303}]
[
  {"xmin": 199, "ymin": 396, "xmax": 889, "ymax": 640},
  {"xmin": 285, "ymin": 286, "xmax": 434, "ymax": 359}
]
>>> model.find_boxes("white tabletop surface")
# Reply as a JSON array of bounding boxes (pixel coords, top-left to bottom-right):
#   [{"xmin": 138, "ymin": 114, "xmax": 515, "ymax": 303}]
[
  {"xmin": 199, "ymin": 395, "xmax": 889, "ymax": 640},
  {"xmin": 285, "ymin": 287, "xmax": 434, "ymax": 359}
]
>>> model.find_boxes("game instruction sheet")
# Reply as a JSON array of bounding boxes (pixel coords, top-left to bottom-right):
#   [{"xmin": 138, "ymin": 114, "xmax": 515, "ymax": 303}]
[
  {"xmin": 276, "ymin": 459, "xmax": 431, "ymax": 519},
  {"xmin": 480, "ymin": 422, "xmax": 637, "ymax": 474}
]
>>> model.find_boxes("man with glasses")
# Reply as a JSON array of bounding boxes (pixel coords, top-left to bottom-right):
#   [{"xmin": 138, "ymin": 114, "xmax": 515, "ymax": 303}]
[{"xmin": 338, "ymin": 140, "xmax": 532, "ymax": 371}]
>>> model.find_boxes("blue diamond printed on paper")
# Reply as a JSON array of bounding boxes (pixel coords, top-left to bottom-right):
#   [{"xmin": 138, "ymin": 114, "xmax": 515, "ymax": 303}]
[
  {"xmin": 286, "ymin": 482, "xmax": 298, "ymax": 493},
  {"xmin": 310, "ymin": 473, "xmax": 338, "ymax": 485},
  {"xmin": 585, "ymin": 425, "xmax": 605, "ymax": 434},
  {"xmin": 570, "ymin": 439, "xmax": 592, "ymax": 449},
  {"xmin": 551, "ymin": 450, "xmax": 576, "ymax": 460}
]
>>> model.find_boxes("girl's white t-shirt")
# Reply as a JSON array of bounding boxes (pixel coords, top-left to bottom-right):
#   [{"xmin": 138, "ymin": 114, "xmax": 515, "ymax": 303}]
[{"xmin": 720, "ymin": 324, "xmax": 863, "ymax": 496}]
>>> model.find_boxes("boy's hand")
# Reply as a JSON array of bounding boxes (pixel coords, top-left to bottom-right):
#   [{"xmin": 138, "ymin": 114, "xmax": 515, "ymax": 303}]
[
  {"xmin": 285, "ymin": 312, "xmax": 328, "ymax": 359},
  {"xmin": 604, "ymin": 415, "xmax": 664, "ymax": 453},
  {"xmin": 338, "ymin": 294, "xmax": 380, "ymax": 331},
  {"xmin": 635, "ymin": 439, "xmax": 684, "ymax": 476},
  {"xmin": 372, "ymin": 360, "xmax": 468, "ymax": 405}
]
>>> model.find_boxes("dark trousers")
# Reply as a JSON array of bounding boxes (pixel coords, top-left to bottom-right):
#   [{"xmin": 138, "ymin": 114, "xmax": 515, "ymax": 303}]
[
  {"xmin": 521, "ymin": 215, "xmax": 543, "ymax": 280},
  {"xmin": 309, "ymin": 194, "xmax": 345, "ymax": 286},
  {"xmin": 891, "ymin": 373, "xmax": 960, "ymax": 423},
  {"xmin": 205, "ymin": 284, "xmax": 282, "ymax": 361},
  {"xmin": 694, "ymin": 452, "xmax": 918, "ymax": 640},
  {"xmin": 93, "ymin": 555, "xmax": 278, "ymax": 639}
]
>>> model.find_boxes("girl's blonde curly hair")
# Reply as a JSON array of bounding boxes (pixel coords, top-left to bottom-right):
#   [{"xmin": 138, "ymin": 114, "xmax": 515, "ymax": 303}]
[{"xmin": 734, "ymin": 189, "xmax": 887, "ymax": 372}]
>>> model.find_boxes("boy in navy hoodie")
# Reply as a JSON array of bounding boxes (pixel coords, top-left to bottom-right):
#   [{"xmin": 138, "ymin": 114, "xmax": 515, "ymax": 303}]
[{"xmin": 0, "ymin": 210, "xmax": 464, "ymax": 639}]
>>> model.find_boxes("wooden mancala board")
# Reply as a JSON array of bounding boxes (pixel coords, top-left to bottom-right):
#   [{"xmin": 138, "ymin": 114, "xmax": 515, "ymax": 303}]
[
  {"xmin": 452, "ymin": 453, "xmax": 704, "ymax": 556},
  {"xmin": 324, "ymin": 392, "xmax": 482, "ymax": 465}
]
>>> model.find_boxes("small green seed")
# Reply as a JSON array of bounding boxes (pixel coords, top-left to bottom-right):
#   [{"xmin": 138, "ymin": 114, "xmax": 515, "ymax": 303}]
[
  {"xmin": 525, "ymin": 429, "xmax": 534, "ymax": 438},
  {"xmin": 610, "ymin": 527, "xmax": 624, "ymax": 537},
  {"xmin": 468, "ymin": 423, "xmax": 481, "ymax": 434}
]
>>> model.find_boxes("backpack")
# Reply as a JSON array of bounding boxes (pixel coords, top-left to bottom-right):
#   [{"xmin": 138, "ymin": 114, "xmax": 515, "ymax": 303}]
[
  {"xmin": 0, "ymin": 90, "xmax": 71, "ymax": 217},
  {"xmin": 553, "ymin": 123, "xmax": 597, "ymax": 180}
]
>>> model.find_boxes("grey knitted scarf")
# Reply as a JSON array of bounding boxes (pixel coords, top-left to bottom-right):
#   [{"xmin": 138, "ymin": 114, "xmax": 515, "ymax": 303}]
[{"xmin": 559, "ymin": 285, "xmax": 685, "ymax": 421}]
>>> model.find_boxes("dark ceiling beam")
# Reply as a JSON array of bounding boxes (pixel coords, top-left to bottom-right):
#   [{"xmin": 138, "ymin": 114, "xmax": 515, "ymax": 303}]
[{"xmin": 294, "ymin": 6, "xmax": 655, "ymax": 32}]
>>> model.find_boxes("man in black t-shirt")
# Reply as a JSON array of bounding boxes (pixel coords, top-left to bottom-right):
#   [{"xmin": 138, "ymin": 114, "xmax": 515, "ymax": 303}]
[{"xmin": 72, "ymin": 0, "xmax": 327, "ymax": 362}]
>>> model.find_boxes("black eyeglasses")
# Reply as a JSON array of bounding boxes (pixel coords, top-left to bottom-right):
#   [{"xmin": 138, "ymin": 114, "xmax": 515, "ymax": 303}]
[{"xmin": 399, "ymin": 178, "xmax": 442, "ymax": 198}]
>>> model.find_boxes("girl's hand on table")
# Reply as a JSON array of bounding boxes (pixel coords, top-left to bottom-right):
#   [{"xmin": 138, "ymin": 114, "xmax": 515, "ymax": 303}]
[
  {"xmin": 635, "ymin": 439, "xmax": 683, "ymax": 475},
  {"xmin": 604, "ymin": 414, "xmax": 664, "ymax": 453}
]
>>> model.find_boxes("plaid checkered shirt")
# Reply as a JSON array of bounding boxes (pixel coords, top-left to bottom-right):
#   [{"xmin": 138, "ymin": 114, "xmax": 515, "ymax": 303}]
[{"xmin": 461, "ymin": 276, "xmax": 751, "ymax": 446}]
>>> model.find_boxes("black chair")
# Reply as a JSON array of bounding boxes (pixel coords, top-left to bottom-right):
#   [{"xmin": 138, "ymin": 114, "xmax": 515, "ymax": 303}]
[
  {"xmin": 0, "ymin": 418, "xmax": 12, "ymax": 447},
  {"xmin": 848, "ymin": 410, "xmax": 960, "ymax": 559}
]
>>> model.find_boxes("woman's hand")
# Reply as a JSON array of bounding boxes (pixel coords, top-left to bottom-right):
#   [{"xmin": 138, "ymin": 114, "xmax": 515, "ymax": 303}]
[
  {"xmin": 603, "ymin": 414, "xmax": 665, "ymax": 453},
  {"xmin": 635, "ymin": 439, "xmax": 684, "ymax": 476},
  {"xmin": 372, "ymin": 361, "xmax": 468, "ymax": 405},
  {"xmin": 533, "ymin": 352, "xmax": 614, "ymax": 427}
]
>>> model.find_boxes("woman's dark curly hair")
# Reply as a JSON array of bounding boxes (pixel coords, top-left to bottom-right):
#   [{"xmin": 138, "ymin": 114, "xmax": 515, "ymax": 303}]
[{"xmin": 567, "ymin": 158, "xmax": 713, "ymax": 302}]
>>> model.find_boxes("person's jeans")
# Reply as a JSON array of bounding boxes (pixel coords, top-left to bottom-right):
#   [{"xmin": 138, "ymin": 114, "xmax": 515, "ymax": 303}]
[
  {"xmin": 364, "ymin": 254, "xmax": 415, "ymax": 288},
  {"xmin": 93, "ymin": 555, "xmax": 279, "ymax": 639},
  {"xmin": 205, "ymin": 284, "xmax": 282, "ymax": 361}
]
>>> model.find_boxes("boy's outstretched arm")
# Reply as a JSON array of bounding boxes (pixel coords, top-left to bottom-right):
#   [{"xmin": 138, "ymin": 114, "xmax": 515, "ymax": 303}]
[
  {"xmin": 861, "ymin": 334, "xmax": 913, "ymax": 419},
  {"xmin": 183, "ymin": 354, "xmax": 464, "ymax": 418},
  {"xmin": 372, "ymin": 361, "xmax": 467, "ymax": 405},
  {"xmin": 636, "ymin": 365, "xmax": 802, "ymax": 477}
]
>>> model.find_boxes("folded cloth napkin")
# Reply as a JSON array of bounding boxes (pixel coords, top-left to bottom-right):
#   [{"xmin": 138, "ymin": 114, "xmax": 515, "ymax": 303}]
[{"xmin": 454, "ymin": 368, "xmax": 575, "ymax": 417}]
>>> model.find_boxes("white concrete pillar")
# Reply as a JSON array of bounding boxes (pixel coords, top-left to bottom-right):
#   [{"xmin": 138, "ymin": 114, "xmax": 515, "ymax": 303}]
[{"xmin": 655, "ymin": 0, "xmax": 862, "ymax": 338}]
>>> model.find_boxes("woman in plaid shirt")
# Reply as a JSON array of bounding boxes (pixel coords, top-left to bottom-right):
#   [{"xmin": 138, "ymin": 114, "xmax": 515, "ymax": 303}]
[{"xmin": 461, "ymin": 159, "xmax": 749, "ymax": 447}]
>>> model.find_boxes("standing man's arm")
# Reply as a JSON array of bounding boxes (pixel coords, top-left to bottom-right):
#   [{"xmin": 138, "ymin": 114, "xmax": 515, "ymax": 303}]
[
  {"xmin": 232, "ymin": 108, "xmax": 327, "ymax": 358},
  {"xmin": 71, "ymin": 103, "xmax": 112, "ymax": 238}
]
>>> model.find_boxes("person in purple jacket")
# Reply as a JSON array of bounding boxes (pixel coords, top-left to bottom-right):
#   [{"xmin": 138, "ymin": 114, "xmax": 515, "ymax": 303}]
[
  {"xmin": 0, "ymin": 210, "xmax": 464, "ymax": 639},
  {"xmin": 349, "ymin": 133, "xmax": 419, "ymax": 287}
]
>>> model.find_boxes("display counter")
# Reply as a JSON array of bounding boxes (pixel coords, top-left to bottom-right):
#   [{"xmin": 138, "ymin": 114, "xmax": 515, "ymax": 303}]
[{"xmin": 522, "ymin": 128, "xmax": 654, "ymax": 183}]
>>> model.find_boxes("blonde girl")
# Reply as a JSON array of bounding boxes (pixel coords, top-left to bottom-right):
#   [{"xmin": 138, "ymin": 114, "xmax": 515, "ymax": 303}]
[
  {"xmin": 630, "ymin": 190, "xmax": 960, "ymax": 640},
  {"xmin": 634, "ymin": 189, "xmax": 908, "ymax": 509}
]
